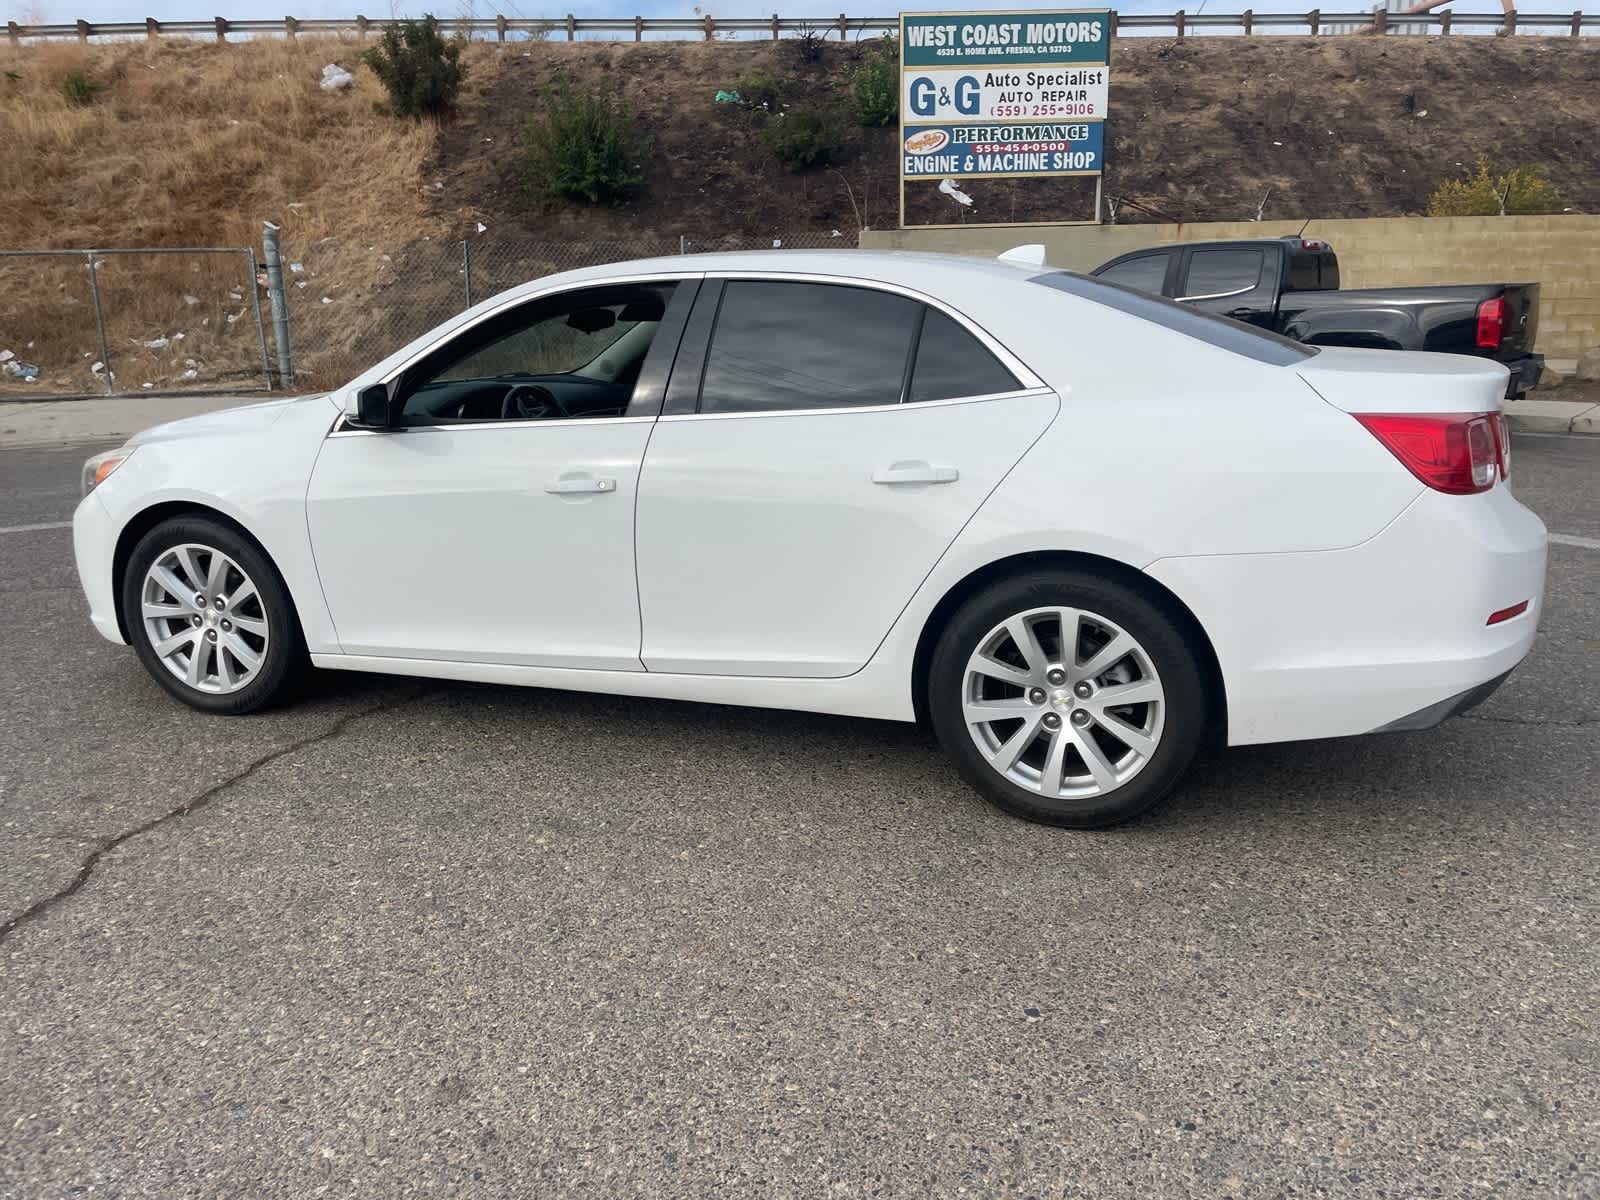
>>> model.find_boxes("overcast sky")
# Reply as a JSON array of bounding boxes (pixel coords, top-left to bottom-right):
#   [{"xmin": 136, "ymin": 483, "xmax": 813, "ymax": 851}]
[{"xmin": 12, "ymin": 0, "xmax": 1587, "ymax": 34}]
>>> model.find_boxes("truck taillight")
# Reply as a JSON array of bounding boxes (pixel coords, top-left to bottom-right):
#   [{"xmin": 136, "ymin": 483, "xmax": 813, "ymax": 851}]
[
  {"xmin": 1475, "ymin": 296, "xmax": 1505, "ymax": 349},
  {"xmin": 1354, "ymin": 413, "xmax": 1500, "ymax": 495}
]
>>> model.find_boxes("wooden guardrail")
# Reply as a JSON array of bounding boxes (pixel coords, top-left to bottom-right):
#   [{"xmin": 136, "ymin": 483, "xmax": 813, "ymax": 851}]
[{"xmin": 5, "ymin": 9, "xmax": 1599, "ymax": 45}]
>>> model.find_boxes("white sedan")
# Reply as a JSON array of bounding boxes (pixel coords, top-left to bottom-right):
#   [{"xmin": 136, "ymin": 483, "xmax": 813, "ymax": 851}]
[{"xmin": 73, "ymin": 249, "xmax": 1548, "ymax": 828}]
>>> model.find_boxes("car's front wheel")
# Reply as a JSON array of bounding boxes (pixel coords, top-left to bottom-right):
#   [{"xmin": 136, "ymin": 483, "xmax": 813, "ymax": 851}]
[
  {"xmin": 928, "ymin": 569, "xmax": 1210, "ymax": 829},
  {"xmin": 121, "ymin": 515, "xmax": 306, "ymax": 714}
]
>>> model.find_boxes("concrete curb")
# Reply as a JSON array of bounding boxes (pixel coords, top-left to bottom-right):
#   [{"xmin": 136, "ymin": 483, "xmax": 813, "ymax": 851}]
[
  {"xmin": 0, "ymin": 394, "xmax": 291, "ymax": 449},
  {"xmin": 1504, "ymin": 399, "xmax": 1600, "ymax": 436}
]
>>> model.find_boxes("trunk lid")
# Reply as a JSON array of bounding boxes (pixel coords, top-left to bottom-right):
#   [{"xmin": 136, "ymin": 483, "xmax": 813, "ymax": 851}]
[{"xmin": 1296, "ymin": 347, "xmax": 1508, "ymax": 415}]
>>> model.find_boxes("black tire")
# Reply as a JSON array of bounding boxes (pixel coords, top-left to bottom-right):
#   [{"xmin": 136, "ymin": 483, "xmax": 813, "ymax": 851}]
[
  {"xmin": 121, "ymin": 515, "xmax": 307, "ymax": 715},
  {"xmin": 927, "ymin": 569, "xmax": 1210, "ymax": 829}
]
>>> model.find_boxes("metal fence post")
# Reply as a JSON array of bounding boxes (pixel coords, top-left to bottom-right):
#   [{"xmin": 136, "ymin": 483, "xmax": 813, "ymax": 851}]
[
  {"xmin": 243, "ymin": 249, "xmax": 274, "ymax": 392},
  {"xmin": 83, "ymin": 250, "xmax": 114, "ymax": 396},
  {"xmin": 462, "ymin": 240, "xmax": 474, "ymax": 308},
  {"xmin": 261, "ymin": 225, "xmax": 295, "ymax": 388}
]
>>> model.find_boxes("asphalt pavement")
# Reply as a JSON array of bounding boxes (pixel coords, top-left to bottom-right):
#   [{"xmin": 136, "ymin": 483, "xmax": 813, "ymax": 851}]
[{"xmin": 1, "ymin": 435, "xmax": 1596, "ymax": 1199}]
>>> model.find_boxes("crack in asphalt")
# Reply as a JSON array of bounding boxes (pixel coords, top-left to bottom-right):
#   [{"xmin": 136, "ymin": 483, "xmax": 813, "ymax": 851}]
[
  {"xmin": 0, "ymin": 688, "xmax": 430, "ymax": 946},
  {"xmin": 1461, "ymin": 712, "xmax": 1599, "ymax": 729}
]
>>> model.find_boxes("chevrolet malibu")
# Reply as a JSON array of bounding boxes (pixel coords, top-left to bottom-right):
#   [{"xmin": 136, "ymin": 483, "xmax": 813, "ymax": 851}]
[{"xmin": 73, "ymin": 249, "xmax": 1548, "ymax": 828}]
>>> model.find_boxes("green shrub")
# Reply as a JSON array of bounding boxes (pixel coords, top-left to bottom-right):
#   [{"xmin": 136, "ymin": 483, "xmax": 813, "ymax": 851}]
[
  {"xmin": 731, "ymin": 67, "xmax": 784, "ymax": 112},
  {"xmin": 765, "ymin": 106, "xmax": 845, "ymax": 168},
  {"xmin": 362, "ymin": 15, "xmax": 464, "ymax": 119},
  {"xmin": 60, "ymin": 69, "xmax": 100, "ymax": 107},
  {"xmin": 522, "ymin": 78, "xmax": 651, "ymax": 206},
  {"xmin": 1426, "ymin": 156, "xmax": 1567, "ymax": 217},
  {"xmin": 851, "ymin": 40, "xmax": 897, "ymax": 127}
]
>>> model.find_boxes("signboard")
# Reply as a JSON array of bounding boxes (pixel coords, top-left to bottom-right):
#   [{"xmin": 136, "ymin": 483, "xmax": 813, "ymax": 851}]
[
  {"xmin": 898, "ymin": 8, "xmax": 1111, "ymax": 227},
  {"xmin": 902, "ymin": 65, "xmax": 1108, "ymax": 123},
  {"xmin": 902, "ymin": 121, "xmax": 1104, "ymax": 179}
]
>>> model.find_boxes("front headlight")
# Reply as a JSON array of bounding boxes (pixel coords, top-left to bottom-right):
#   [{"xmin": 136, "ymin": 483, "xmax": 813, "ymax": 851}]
[{"xmin": 82, "ymin": 447, "xmax": 135, "ymax": 496}]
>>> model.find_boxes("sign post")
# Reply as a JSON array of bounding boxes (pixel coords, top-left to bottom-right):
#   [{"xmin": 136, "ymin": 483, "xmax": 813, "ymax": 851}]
[{"xmin": 898, "ymin": 8, "xmax": 1112, "ymax": 228}]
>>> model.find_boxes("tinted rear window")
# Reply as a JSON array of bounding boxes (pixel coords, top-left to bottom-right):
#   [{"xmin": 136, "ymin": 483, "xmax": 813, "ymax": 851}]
[
  {"xmin": 1183, "ymin": 248, "xmax": 1263, "ymax": 297},
  {"xmin": 1031, "ymin": 270, "xmax": 1317, "ymax": 366},
  {"xmin": 1095, "ymin": 251, "xmax": 1171, "ymax": 295},
  {"xmin": 909, "ymin": 310, "xmax": 1021, "ymax": 403}
]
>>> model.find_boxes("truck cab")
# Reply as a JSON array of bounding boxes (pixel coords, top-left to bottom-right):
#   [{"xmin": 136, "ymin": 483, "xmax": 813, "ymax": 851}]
[{"xmin": 1090, "ymin": 236, "xmax": 1543, "ymax": 398}]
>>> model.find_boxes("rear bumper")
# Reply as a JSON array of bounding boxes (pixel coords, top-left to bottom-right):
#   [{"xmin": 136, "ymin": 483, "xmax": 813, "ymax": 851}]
[
  {"xmin": 1505, "ymin": 353, "xmax": 1544, "ymax": 397},
  {"xmin": 1145, "ymin": 483, "xmax": 1547, "ymax": 747},
  {"xmin": 1374, "ymin": 668, "xmax": 1513, "ymax": 732}
]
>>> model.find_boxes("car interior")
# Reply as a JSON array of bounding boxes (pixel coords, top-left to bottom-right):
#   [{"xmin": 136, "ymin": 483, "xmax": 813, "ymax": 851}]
[{"xmin": 397, "ymin": 285, "xmax": 672, "ymax": 424}]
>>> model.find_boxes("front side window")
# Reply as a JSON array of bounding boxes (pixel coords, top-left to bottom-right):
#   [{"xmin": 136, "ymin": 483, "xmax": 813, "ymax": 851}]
[
  {"xmin": 399, "ymin": 282, "xmax": 677, "ymax": 424},
  {"xmin": 697, "ymin": 281, "xmax": 921, "ymax": 414},
  {"xmin": 909, "ymin": 310, "xmax": 1021, "ymax": 403},
  {"xmin": 1182, "ymin": 248, "xmax": 1264, "ymax": 298},
  {"xmin": 1094, "ymin": 252, "xmax": 1172, "ymax": 296}
]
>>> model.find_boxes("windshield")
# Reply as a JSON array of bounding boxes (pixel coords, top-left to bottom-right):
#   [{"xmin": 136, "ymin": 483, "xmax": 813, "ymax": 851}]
[{"xmin": 1031, "ymin": 270, "xmax": 1318, "ymax": 366}]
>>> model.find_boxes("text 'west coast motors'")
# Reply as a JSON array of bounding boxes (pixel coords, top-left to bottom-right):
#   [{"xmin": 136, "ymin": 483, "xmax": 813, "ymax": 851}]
[{"xmin": 898, "ymin": 9, "xmax": 1111, "ymax": 221}]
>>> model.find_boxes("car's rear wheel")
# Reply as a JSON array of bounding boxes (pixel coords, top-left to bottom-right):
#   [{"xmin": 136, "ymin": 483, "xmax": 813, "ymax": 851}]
[
  {"xmin": 928, "ymin": 569, "xmax": 1209, "ymax": 829},
  {"xmin": 121, "ymin": 516, "xmax": 306, "ymax": 714}
]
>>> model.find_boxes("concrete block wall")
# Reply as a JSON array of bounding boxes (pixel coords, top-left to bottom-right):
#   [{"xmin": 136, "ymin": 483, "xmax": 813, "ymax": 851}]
[{"xmin": 860, "ymin": 215, "xmax": 1600, "ymax": 364}]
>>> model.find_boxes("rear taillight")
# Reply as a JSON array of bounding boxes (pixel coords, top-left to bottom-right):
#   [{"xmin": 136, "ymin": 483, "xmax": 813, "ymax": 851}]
[
  {"xmin": 1475, "ymin": 297, "xmax": 1505, "ymax": 349},
  {"xmin": 1490, "ymin": 411, "xmax": 1511, "ymax": 480},
  {"xmin": 1354, "ymin": 412, "xmax": 1500, "ymax": 494}
]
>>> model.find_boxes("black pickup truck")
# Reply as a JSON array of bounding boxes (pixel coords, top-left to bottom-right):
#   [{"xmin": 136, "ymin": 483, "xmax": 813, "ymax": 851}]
[{"xmin": 1090, "ymin": 236, "xmax": 1543, "ymax": 398}]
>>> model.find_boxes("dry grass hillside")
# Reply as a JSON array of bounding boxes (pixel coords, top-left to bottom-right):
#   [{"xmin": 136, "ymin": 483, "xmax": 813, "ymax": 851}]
[
  {"xmin": 0, "ymin": 37, "xmax": 456, "ymax": 248},
  {"xmin": 1, "ymin": 33, "xmax": 1597, "ymax": 393},
  {"xmin": 4, "ymin": 33, "xmax": 1598, "ymax": 246}
]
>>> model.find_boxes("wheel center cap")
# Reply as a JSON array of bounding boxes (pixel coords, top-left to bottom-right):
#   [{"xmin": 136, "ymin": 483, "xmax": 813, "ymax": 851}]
[
  {"xmin": 204, "ymin": 608, "xmax": 219, "ymax": 628},
  {"xmin": 1050, "ymin": 691, "xmax": 1072, "ymax": 709}
]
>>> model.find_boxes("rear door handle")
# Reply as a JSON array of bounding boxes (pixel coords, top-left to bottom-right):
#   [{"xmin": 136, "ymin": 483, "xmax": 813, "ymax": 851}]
[
  {"xmin": 544, "ymin": 476, "xmax": 616, "ymax": 495},
  {"xmin": 872, "ymin": 462, "xmax": 960, "ymax": 485}
]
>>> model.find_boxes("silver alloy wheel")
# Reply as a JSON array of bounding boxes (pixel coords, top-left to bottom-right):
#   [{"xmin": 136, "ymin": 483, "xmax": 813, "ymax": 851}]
[
  {"xmin": 962, "ymin": 606, "xmax": 1166, "ymax": 800},
  {"xmin": 140, "ymin": 543, "xmax": 270, "ymax": 695}
]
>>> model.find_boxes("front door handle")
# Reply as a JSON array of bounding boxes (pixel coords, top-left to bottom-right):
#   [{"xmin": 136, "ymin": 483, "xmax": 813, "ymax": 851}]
[
  {"xmin": 544, "ymin": 476, "xmax": 616, "ymax": 495},
  {"xmin": 872, "ymin": 461, "xmax": 960, "ymax": 486}
]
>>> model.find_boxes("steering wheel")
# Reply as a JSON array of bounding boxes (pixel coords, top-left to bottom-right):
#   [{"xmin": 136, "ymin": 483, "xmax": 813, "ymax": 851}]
[{"xmin": 502, "ymin": 383, "xmax": 568, "ymax": 421}]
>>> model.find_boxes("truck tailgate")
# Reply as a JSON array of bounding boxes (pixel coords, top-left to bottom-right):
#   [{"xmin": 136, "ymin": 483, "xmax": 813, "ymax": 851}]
[{"xmin": 1497, "ymin": 284, "xmax": 1540, "ymax": 360}]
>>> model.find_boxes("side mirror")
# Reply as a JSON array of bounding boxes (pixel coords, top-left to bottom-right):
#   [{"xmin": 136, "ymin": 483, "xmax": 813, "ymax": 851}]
[{"xmin": 346, "ymin": 383, "xmax": 395, "ymax": 430}]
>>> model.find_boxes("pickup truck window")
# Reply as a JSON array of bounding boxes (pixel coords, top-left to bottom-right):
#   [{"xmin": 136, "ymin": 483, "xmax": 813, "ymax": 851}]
[
  {"xmin": 1032, "ymin": 271, "xmax": 1317, "ymax": 366},
  {"xmin": 1094, "ymin": 251, "xmax": 1171, "ymax": 295},
  {"xmin": 1182, "ymin": 249, "xmax": 1264, "ymax": 299}
]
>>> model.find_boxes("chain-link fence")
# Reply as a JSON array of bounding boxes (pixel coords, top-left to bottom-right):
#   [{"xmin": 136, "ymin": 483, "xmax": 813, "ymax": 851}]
[
  {"xmin": 0, "ymin": 248, "xmax": 272, "ymax": 400},
  {"xmin": 1, "ymin": 234, "xmax": 853, "ymax": 398},
  {"xmin": 281, "ymin": 233, "xmax": 853, "ymax": 390}
]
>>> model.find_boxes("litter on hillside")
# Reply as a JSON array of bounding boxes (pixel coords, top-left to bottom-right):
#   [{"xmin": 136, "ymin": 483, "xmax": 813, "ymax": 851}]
[
  {"xmin": 3, "ymin": 360, "xmax": 40, "ymax": 381},
  {"xmin": 0, "ymin": 349, "xmax": 13, "ymax": 363},
  {"xmin": 320, "ymin": 64, "xmax": 355, "ymax": 91},
  {"xmin": 289, "ymin": 261, "xmax": 305, "ymax": 273},
  {"xmin": 714, "ymin": 90, "xmax": 742, "ymax": 104},
  {"xmin": 938, "ymin": 178, "xmax": 974, "ymax": 207}
]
